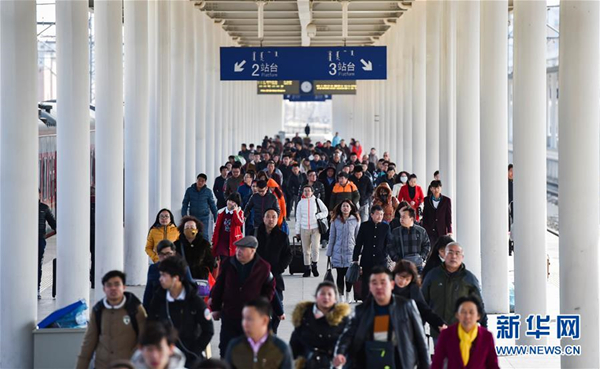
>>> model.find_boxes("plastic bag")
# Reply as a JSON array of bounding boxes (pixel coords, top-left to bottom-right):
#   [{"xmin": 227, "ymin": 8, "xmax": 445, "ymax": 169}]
[{"xmin": 37, "ymin": 299, "xmax": 88, "ymax": 329}]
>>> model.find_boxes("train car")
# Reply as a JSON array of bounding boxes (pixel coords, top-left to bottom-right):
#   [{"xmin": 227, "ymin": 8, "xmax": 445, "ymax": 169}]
[{"xmin": 38, "ymin": 101, "xmax": 96, "ymax": 213}]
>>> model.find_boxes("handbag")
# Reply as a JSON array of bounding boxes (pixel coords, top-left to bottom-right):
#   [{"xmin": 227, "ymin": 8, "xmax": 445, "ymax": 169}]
[
  {"xmin": 323, "ymin": 257, "xmax": 334, "ymax": 283},
  {"xmin": 365, "ymin": 340, "xmax": 396, "ymax": 369},
  {"xmin": 345, "ymin": 263, "xmax": 361, "ymax": 284},
  {"xmin": 314, "ymin": 198, "xmax": 329, "ymax": 235}
]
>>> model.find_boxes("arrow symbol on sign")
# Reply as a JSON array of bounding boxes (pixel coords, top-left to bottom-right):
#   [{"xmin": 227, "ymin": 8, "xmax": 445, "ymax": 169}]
[
  {"xmin": 360, "ymin": 59, "xmax": 373, "ymax": 71},
  {"xmin": 234, "ymin": 60, "xmax": 246, "ymax": 72}
]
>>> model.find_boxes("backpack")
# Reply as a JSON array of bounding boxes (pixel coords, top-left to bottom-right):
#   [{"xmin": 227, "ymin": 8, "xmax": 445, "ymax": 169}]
[{"xmin": 93, "ymin": 292, "xmax": 141, "ymax": 337}]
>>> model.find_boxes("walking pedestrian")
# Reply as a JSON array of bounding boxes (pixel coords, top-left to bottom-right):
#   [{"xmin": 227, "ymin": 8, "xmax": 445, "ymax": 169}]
[
  {"xmin": 326, "ymin": 200, "xmax": 361, "ymax": 302},
  {"xmin": 294, "ymin": 185, "xmax": 329, "ymax": 277},
  {"xmin": 146, "ymin": 209, "xmax": 180, "ymax": 263},
  {"xmin": 290, "ymin": 281, "xmax": 351, "ymax": 369}
]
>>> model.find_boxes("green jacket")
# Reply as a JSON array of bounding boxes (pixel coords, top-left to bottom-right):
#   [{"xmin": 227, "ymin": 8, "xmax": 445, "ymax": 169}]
[
  {"xmin": 421, "ymin": 263, "xmax": 487, "ymax": 330},
  {"xmin": 225, "ymin": 333, "xmax": 293, "ymax": 369}
]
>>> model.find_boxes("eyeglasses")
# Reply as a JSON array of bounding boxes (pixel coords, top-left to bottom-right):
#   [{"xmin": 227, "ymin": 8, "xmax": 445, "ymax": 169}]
[
  {"xmin": 159, "ymin": 252, "xmax": 174, "ymax": 257},
  {"xmin": 159, "ymin": 214, "xmax": 170, "ymax": 219}
]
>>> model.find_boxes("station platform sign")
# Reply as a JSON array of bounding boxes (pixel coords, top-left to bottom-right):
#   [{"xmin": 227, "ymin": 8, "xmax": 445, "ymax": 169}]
[{"xmin": 221, "ymin": 46, "xmax": 386, "ymax": 81}]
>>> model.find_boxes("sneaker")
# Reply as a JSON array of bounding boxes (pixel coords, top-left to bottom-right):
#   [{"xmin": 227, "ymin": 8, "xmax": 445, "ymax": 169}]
[
  {"xmin": 38, "ymin": 294, "xmax": 42, "ymax": 300},
  {"xmin": 340, "ymin": 295, "xmax": 346, "ymax": 303}
]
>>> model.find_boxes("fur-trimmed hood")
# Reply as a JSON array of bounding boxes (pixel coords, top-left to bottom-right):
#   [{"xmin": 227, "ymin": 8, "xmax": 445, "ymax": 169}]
[
  {"xmin": 374, "ymin": 182, "xmax": 393, "ymax": 199},
  {"xmin": 292, "ymin": 301, "xmax": 351, "ymax": 328}
]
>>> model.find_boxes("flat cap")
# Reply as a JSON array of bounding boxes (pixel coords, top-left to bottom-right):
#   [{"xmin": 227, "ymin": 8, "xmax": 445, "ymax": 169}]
[{"xmin": 234, "ymin": 236, "xmax": 259, "ymax": 249}]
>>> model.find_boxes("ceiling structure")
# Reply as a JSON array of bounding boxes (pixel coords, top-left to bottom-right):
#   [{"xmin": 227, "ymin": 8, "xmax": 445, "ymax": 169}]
[{"xmin": 195, "ymin": 0, "xmax": 412, "ymax": 47}]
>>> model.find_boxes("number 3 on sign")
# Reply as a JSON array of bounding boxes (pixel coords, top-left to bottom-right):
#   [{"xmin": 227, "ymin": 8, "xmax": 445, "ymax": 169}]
[
  {"xmin": 252, "ymin": 64, "xmax": 260, "ymax": 76},
  {"xmin": 329, "ymin": 62, "xmax": 337, "ymax": 76}
]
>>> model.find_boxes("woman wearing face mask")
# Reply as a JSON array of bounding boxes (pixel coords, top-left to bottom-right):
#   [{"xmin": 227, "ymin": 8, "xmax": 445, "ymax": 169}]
[
  {"xmin": 421, "ymin": 235, "xmax": 455, "ymax": 280},
  {"xmin": 371, "ymin": 182, "xmax": 399, "ymax": 223},
  {"xmin": 145, "ymin": 209, "xmax": 180, "ymax": 263},
  {"xmin": 392, "ymin": 260, "xmax": 446, "ymax": 331},
  {"xmin": 290, "ymin": 281, "xmax": 351, "ymax": 369},
  {"xmin": 398, "ymin": 174, "xmax": 425, "ymax": 222},
  {"xmin": 392, "ymin": 171, "xmax": 410, "ymax": 198},
  {"xmin": 174, "ymin": 216, "xmax": 215, "ymax": 280}
]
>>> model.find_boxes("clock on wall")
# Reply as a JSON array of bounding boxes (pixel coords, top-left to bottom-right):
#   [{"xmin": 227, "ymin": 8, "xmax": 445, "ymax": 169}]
[{"xmin": 300, "ymin": 81, "xmax": 313, "ymax": 94}]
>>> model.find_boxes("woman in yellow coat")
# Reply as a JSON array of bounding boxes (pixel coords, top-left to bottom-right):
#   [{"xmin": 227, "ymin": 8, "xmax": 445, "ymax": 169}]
[{"xmin": 145, "ymin": 208, "xmax": 180, "ymax": 262}]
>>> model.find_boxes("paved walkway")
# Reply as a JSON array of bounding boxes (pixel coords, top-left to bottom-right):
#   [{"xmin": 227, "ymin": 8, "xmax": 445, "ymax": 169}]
[{"xmin": 38, "ymin": 205, "xmax": 563, "ymax": 367}]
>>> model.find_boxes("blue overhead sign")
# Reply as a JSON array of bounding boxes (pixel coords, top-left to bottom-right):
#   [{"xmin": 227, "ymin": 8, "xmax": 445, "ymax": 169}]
[
  {"xmin": 284, "ymin": 94, "xmax": 332, "ymax": 102},
  {"xmin": 220, "ymin": 46, "xmax": 386, "ymax": 81}
]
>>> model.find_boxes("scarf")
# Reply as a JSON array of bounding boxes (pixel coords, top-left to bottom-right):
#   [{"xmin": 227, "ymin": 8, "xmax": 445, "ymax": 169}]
[{"xmin": 458, "ymin": 324, "xmax": 478, "ymax": 366}]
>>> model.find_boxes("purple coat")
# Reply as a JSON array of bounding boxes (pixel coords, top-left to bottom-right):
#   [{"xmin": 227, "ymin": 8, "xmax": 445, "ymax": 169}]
[{"xmin": 431, "ymin": 324, "xmax": 499, "ymax": 369}]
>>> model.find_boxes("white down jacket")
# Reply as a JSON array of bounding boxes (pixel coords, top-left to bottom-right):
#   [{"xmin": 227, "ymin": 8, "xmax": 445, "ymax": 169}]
[{"xmin": 294, "ymin": 195, "xmax": 329, "ymax": 234}]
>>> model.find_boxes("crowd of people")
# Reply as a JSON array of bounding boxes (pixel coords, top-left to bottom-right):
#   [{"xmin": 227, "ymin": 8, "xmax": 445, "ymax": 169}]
[{"xmin": 43, "ymin": 132, "xmax": 508, "ymax": 369}]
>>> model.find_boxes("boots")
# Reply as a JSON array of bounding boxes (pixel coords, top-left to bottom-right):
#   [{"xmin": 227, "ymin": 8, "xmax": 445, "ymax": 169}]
[
  {"xmin": 302, "ymin": 266, "xmax": 311, "ymax": 277},
  {"xmin": 311, "ymin": 262, "xmax": 319, "ymax": 277}
]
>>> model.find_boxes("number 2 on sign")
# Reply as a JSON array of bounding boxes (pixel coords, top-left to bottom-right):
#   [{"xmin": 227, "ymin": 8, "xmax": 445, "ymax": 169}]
[
  {"xmin": 329, "ymin": 62, "xmax": 337, "ymax": 76},
  {"xmin": 252, "ymin": 64, "xmax": 260, "ymax": 76}
]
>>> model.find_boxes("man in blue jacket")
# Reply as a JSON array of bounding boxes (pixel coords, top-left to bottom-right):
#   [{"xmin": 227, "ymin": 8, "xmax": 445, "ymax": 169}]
[{"xmin": 182, "ymin": 173, "xmax": 218, "ymax": 239}]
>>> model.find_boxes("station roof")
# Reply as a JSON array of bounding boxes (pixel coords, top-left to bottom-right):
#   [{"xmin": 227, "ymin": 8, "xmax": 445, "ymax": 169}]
[{"xmin": 196, "ymin": 0, "xmax": 411, "ymax": 47}]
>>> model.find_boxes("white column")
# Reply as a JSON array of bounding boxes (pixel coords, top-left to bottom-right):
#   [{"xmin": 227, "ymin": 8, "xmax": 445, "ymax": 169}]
[
  {"xmin": 56, "ymin": 0, "xmax": 91, "ymax": 307},
  {"xmin": 204, "ymin": 19, "xmax": 215, "ymax": 178},
  {"xmin": 439, "ymin": 0, "xmax": 456, "ymax": 213},
  {"xmin": 124, "ymin": 0, "xmax": 149, "ymax": 285},
  {"xmin": 185, "ymin": 2, "xmax": 196, "ymax": 184},
  {"xmin": 195, "ymin": 12, "xmax": 206, "ymax": 175},
  {"xmin": 426, "ymin": 0, "xmax": 441, "ymax": 181},
  {"xmin": 480, "ymin": 0, "xmax": 509, "ymax": 313},
  {"xmin": 455, "ymin": 0, "xmax": 481, "ymax": 279},
  {"xmin": 412, "ymin": 1, "xmax": 427, "ymax": 183},
  {"xmin": 395, "ymin": 25, "xmax": 404, "ymax": 168},
  {"xmin": 94, "ymin": 0, "xmax": 124, "ymax": 297},
  {"xmin": 149, "ymin": 0, "xmax": 171, "ymax": 214},
  {"xmin": 0, "ymin": 1, "xmax": 38, "ymax": 365},
  {"xmin": 402, "ymin": 14, "xmax": 413, "ymax": 172},
  {"xmin": 170, "ymin": 0, "xmax": 185, "ymax": 221},
  {"xmin": 559, "ymin": 1, "xmax": 600, "ymax": 366},
  {"xmin": 513, "ymin": 0, "xmax": 547, "ymax": 344}
]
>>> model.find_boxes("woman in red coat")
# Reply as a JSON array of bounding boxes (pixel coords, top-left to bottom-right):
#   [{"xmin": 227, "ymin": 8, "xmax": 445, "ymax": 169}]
[
  {"xmin": 398, "ymin": 174, "xmax": 425, "ymax": 221},
  {"xmin": 431, "ymin": 295, "xmax": 499, "ymax": 369},
  {"xmin": 212, "ymin": 193, "xmax": 244, "ymax": 261}
]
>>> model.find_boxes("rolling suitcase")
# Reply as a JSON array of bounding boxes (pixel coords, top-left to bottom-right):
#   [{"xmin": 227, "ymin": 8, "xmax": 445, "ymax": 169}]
[{"xmin": 288, "ymin": 236, "xmax": 305, "ymax": 275}]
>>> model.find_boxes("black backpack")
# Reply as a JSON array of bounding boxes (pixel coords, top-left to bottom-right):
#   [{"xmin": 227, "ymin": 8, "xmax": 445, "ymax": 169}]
[{"xmin": 93, "ymin": 291, "xmax": 141, "ymax": 337}]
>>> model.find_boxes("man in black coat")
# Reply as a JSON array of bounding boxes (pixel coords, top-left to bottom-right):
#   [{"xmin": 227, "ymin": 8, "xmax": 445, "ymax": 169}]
[
  {"xmin": 244, "ymin": 180, "xmax": 280, "ymax": 229},
  {"xmin": 148, "ymin": 256, "xmax": 214, "ymax": 367},
  {"xmin": 350, "ymin": 166, "xmax": 374, "ymax": 222},
  {"xmin": 352, "ymin": 205, "xmax": 390, "ymax": 299},
  {"xmin": 255, "ymin": 209, "xmax": 293, "ymax": 334},
  {"xmin": 213, "ymin": 165, "xmax": 229, "ymax": 209},
  {"xmin": 334, "ymin": 266, "xmax": 430, "ymax": 369},
  {"xmin": 286, "ymin": 164, "xmax": 306, "ymax": 220}
]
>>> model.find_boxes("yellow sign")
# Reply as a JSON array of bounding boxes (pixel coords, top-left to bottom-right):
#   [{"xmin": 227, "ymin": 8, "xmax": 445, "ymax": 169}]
[
  {"xmin": 314, "ymin": 80, "xmax": 357, "ymax": 95},
  {"xmin": 257, "ymin": 80, "xmax": 299, "ymax": 94}
]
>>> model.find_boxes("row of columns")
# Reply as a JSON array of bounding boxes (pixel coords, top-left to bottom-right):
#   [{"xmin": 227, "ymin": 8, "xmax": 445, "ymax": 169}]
[
  {"xmin": 0, "ymin": 0, "xmax": 282, "ymax": 365},
  {"xmin": 333, "ymin": 1, "xmax": 599, "ymax": 366}
]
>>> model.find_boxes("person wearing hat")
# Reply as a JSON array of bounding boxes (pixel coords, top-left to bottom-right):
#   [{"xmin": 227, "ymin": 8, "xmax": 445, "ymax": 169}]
[
  {"xmin": 212, "ymin": 193, "xmax": 245, "ymax": 263},
  {"xmin": 329, "ymin": 172, "xmax": 360, "ymax": 211},
  {"xmin": 209, "ymin": 236, "xmax": 276, "ymax": 357},
  {"xmin": 244, "ymin": 179, "xmax": 280, "ymax": 230},
  {"xmin": 350, "ymin": 165, "xmax": 374, "ymax": 223}
]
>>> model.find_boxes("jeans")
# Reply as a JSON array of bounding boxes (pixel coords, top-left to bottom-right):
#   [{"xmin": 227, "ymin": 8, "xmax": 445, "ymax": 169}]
[
  {"xmin": 38, "ymin": 238, "xmax": 47, "ymax": 291},
  {"xmin": 300, "ymin": 228, "xmax": 321, "ymax": 265}
]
